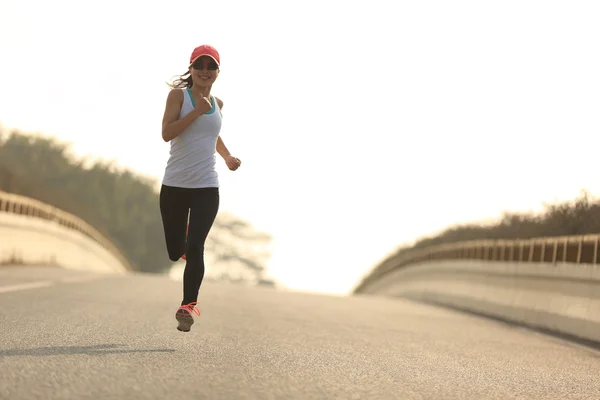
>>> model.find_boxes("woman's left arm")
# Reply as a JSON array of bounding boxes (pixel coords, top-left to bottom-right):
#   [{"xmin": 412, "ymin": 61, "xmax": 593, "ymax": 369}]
[
  {"xmin": 217, "ymin": 136, "xmax": 241, "ymax": 171},
  {"xmin": 215, "ymin": 97, "xmax": 241, "ymax": 171}
]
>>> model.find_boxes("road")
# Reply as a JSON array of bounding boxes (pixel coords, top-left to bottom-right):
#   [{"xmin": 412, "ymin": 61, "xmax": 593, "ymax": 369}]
[{"xmin": 1, "ymin": 265, "xmax": 599, "ymax": 399}]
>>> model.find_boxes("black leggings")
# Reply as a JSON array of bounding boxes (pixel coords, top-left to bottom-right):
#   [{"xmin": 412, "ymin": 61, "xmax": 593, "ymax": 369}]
[{"xmin": 159, "ymin": 184, "xmax": 219, "ymax": 306}]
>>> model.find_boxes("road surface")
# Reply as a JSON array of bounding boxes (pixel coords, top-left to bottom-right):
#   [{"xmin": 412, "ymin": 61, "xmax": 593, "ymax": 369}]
[{"xmin": 1, "ymin": 265, "xmax": 599, "ymax": 399}]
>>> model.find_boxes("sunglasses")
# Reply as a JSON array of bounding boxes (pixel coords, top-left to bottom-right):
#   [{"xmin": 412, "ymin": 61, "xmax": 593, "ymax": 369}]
[{"xmin": 191, "ymin": 59, "xmax": 219, "ymax": 71}]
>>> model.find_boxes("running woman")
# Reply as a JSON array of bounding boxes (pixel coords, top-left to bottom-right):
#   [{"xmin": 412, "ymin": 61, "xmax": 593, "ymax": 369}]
[{"xmin": 160, "ymin": 44, "xmax": 241, "ymax": 332}]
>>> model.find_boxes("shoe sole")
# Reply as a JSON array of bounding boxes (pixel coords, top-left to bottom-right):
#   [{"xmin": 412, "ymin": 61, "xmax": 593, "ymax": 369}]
[{"xmin": 176, "ymin": 309, "xmax": 194, "ymax": 332}]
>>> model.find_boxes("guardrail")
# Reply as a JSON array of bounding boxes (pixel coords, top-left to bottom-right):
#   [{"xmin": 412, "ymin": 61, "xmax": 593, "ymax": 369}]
[
  {"xmin": 0, "ymin": 190, "xmax": 132, "ymax": 271},
  {"xmin": 354, "ymin": 233, "xmax": 600, "ymax": 294}
]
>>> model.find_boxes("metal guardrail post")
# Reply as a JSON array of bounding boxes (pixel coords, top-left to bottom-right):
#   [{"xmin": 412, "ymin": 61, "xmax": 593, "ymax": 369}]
[{"xmin": 519, "ymin": 243, "xmax": 524, "ymax": 262}]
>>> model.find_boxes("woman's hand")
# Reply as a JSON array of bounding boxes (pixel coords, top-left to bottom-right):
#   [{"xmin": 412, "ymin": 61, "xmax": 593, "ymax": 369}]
[
  {"xmin": 193, "ymin": 95, "xmax": 213, "ymax": 115},
  {"xmin": 225, "ymin": 155, "xmax": 241, "ymax": 171}
]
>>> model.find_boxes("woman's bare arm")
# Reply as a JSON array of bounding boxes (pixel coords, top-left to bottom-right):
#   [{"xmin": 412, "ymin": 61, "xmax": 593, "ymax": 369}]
[{"xmin": 161, "ymin": 89, "xmax": 202, "ymax": 142}]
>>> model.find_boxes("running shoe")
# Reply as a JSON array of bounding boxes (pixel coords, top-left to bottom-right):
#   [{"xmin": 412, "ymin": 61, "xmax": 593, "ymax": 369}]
[{"xmin": 175, "ymin": 302, "xmax": 200, "ymax": 332}]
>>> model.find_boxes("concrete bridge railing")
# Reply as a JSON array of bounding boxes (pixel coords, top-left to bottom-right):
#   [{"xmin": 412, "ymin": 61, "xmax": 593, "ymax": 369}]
[
  {"xmin": 354, "ymin": 234, "xmax": 600, "ymax": 344},
  {"xmin": 0, "ymin": 190, "xmax": 132, "ymax": 274}
]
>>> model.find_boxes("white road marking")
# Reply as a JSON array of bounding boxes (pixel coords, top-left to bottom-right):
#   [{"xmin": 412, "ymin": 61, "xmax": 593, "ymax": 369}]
[
  {"xmin": 59, "ymin": 276, "xmax": 101, "ymax": 284},
  {"xmin": 0, "ymin": 280, "xmax": 54, "ymax": 293},
  {"xmin": 0, "ymin": 274, "xmax": 106, "ymax": 294}
]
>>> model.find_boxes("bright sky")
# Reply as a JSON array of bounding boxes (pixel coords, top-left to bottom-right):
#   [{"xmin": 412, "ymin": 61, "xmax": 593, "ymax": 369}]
[{"xmin": 1, "ymin": 1, "xmax": 599, "ymax": 295}]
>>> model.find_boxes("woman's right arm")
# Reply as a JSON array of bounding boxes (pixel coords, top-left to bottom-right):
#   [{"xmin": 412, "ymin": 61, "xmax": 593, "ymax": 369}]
[{"xmin": 161, "ymin": 89, "xmax": 199, "ymax": 142}]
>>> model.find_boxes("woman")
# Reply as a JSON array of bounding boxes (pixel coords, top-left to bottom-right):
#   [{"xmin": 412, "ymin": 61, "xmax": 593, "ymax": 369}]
[{"xmin": 160, "ymin": 44, "xmax": 241, "ymax": 332}]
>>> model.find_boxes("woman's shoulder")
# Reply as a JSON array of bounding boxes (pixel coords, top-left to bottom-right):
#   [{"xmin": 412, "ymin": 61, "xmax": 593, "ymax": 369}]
[
  {"xmin": 168, "ymin": 87, "xmax": 185, "ymax": 98},
  {"xmin": 214, "ymin": 96, "xmax": 223, "ymax": 109},
  {"xmin": 166, "ymin": 88, "xmax": 185, "ymax": 106}
]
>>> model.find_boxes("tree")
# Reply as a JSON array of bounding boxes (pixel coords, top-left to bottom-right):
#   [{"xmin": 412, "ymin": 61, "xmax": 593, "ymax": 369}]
[
  {"xmin": 0, "ymin": 126, "xmax": 272, "ymax": 280},
  {"xmin": 376, "ymin": 190, "xmax": 600, "ymax": 270}
]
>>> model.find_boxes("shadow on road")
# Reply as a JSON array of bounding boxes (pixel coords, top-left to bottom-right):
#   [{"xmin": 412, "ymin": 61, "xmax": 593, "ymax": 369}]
[{"xmin": 0, "ymin": 344, "xmax": 176, "ymax": 356}]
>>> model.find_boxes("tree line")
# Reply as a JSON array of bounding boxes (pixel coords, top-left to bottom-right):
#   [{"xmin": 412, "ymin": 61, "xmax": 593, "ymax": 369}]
[
  {"xmin": 380, "ymin": 190, "xmax": 600, "ymax": 265},
  {"xmin": 0, "ymin": 126, "xmax": 271, "ymax": 278}
]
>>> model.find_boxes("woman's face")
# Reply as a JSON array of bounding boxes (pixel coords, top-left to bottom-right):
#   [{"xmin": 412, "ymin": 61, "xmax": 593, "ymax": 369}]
[{"xmin": 190, "ymin": 56, "xmax": 220, "ymax": 88}]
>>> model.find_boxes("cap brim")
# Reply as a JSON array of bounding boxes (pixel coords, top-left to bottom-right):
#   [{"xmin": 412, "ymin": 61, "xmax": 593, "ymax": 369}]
[{"xmin": 189, "ymin": 54, "xmax": 219, "ymax": 66}]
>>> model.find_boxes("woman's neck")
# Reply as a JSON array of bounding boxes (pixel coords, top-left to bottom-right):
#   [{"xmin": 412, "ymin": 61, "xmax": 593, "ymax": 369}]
[{"xmin": 190, "ymin": 85, "xmax": 211, "ymax": 98}]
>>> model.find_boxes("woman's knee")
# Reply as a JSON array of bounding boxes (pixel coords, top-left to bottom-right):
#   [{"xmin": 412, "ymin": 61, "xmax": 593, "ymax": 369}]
[{"xmin": 186, "ymin": 241, "xmax": 205, "ymax": 258}]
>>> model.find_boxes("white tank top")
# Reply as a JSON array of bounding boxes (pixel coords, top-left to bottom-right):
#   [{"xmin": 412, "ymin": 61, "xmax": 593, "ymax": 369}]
[{"xmin": 162, "ymin": 88, "xmax": 222, "ymax": 188}]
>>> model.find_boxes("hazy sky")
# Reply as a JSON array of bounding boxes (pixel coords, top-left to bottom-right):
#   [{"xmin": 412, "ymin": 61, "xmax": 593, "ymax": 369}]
[{"xmin": 1, "ymin": 0, "xmax": 599, "ymax": 294}]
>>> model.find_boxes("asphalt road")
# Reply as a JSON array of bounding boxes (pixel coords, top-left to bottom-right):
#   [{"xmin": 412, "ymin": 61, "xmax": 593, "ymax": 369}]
[{"xmin": 1, "ymin": 266, "xmax": 599, "ymax": 399}]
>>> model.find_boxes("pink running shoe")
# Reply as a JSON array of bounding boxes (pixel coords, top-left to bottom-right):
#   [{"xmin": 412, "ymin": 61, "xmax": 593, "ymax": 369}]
[{"xmin": 175, "ymin": 302, "xmax": 200, "ymax": 332}]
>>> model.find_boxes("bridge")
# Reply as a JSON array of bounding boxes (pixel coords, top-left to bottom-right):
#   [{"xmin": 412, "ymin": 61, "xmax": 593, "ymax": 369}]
[{"xmin": 1, "ymin": 190, "xmax": 599, "ymax": 399}]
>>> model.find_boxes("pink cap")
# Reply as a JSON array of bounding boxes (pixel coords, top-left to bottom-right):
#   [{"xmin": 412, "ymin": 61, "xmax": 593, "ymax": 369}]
[{"xmin": 189, "ymin": 45, "xmax": 220, "ymax": 66}]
